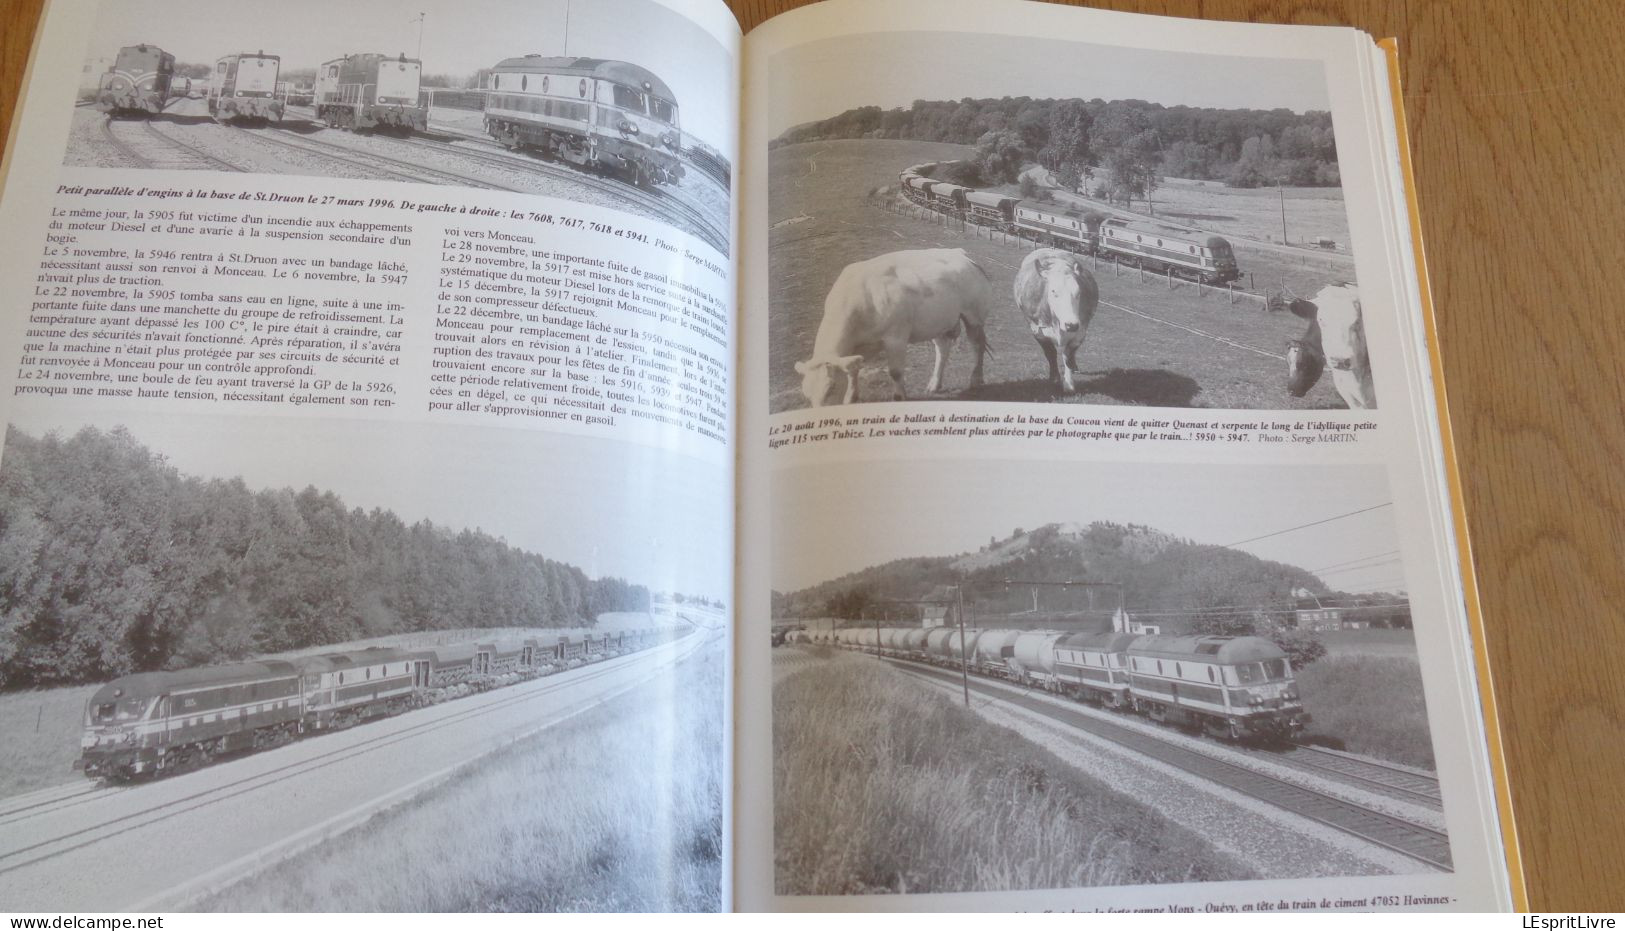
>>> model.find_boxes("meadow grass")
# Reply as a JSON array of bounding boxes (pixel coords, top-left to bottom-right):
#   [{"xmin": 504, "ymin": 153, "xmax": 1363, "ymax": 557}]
[
  {"xmin": 773, "ymin": 651, "xmax": 1254, "ymax": 895},
  {"xmin": 0, "ymin": 685, "xmax": 97, "ymax": 797},
  {"xmin": 768, "ymin": 138, "xmax": 1349, "ymax": 413},
  {"xmin": 196, "ymin": 643, "xmax": 724, "ymax": 912},
  {"xmin": 1298, "ymin": 653, "xmax": 1435, "ymax": 770}
]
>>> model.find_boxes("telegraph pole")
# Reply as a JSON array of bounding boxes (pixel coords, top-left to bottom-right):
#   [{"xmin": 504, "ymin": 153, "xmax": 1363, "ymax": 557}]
[{"xmin": 1278, "ymin": 180, "xmax": 1288, "ymax": 245}]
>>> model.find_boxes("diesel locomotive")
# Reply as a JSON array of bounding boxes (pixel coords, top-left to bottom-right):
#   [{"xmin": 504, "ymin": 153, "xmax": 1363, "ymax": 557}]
[
  {"xmin": 208, "ymin": 51, "xmax": 285, "ymax": 124},
  {"xmin": 482, "ymin": 55, "xmax": 685, "ymax": 188},
  {"xmin": 96, "ymin": 44, "xmax": 175, "ymax": 117},
  {"xmin": 314, "ymin": 53, "xmax": 428, "ymax": 133},
  {"xmin": 898, "ymin": 165, "xmax": 1243, "ymax": 284},
  {"xmin": 795, "ymin": 625, "xmax": 1308, "ymax": 741},
  {"xmin": 76, "ymin": 627, "xmax": 676, "ymax": 780}
]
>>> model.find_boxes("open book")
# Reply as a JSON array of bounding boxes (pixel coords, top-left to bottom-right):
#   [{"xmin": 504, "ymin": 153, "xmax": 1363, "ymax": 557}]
[{"xmin": 0, "ymin": 0, "xmax": 1521, "ymax": 913}]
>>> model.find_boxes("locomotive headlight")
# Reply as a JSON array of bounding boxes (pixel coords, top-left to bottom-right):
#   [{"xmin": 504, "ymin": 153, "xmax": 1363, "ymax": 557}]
[{"xmin": 618, "ymin": 121, "xmax": 639, "ymax": 135}]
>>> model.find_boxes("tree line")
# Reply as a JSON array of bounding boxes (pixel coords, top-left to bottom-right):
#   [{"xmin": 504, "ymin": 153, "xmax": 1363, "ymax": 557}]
[
  {"xmin": 774, "ymin": 96, "xmax": 1340, "ymax": 203},
  {"xmin": 0, "ymin": 426, "xmax": 650, "ymax": 688}
]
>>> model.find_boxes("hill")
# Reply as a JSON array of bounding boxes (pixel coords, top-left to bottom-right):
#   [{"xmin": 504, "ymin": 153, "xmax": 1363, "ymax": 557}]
[{"xmin": 775, "ymin": 521, "xmax": 1327, "ymax": 632}]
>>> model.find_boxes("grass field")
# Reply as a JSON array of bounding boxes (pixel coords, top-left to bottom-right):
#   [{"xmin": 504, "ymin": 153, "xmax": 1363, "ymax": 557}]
[
  {"xmin": 773, "ymin": 649, "xmax": 1254, "ymax": 896},
  {"xmin": 0, "ymin": 685, "xmax": 98, "ymax": 797},
  {"xmin": 202, "ymin": 641, "xmax": 724, "ymax": 911},
  {"xmin": 768, "ymin": 139, "xmax": 1350, "ymax": 412},
  {"xmin": 1298, "ymin": 652, "xmax": 1435, "ymax": 770}
]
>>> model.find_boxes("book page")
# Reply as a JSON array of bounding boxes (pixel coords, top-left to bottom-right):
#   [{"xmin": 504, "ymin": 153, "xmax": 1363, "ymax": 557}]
[
  {"xmin": 0, "ymin": 0, "xmax": 737, "ymax": 912},
  {"xmin": 736, "ymin": 0, "xmax": 1512, "ymax": 912}
]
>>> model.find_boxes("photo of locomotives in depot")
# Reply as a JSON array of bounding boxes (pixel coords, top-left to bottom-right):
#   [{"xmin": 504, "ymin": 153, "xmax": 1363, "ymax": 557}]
[
  {"xmin": 67, "ymin": 29, "xmax": 731, "ymax": 257},
  {"xmin": 77, "ymin": 627, "xmax": 682, "ymax": 781}
]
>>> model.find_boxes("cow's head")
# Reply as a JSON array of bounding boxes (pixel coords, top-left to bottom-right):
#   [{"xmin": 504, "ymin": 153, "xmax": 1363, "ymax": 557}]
[
  {"xmin": 795, "ymin": 355, "xmax": 863, "ymax": 407},
  {"xmin": 1021, "ymin": 251, "xmax": 1089, "ymax": 333}
]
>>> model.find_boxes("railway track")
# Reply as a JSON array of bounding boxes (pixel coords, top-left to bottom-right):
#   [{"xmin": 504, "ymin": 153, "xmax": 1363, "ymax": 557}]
[
  {"xmin": 100, "ymin": 117, "xmax": 247, "ymax": 172},
  {"xmin": 420, "ymin": 128, "xmax": 730, "ymax": 256},
  {"xmin": 883, "ymin": 656, "xmax": 1453, "ymax": 871},
  {"xmin": 236, "ymin": 126, "xmax": 526, "ymax": 193},
  {"xmin": 0, "ymin": 633, "xmax": 695, "ymax": 883},
  {"xmin": 0, "ymin": 783, "xmax": 124, "ymax": 827},
  {"xmin": 1277, "ymin": 744, "xmax": 1443, "ymax": 809}
]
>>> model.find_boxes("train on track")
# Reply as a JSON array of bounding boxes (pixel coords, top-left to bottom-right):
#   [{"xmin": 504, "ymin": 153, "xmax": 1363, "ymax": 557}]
[
  {"xmin": 208, "ymin": 52, "xmax": 285, "ymax": 124},
  {"xmin": 789, "ymin": 625, "xmax": 1308, "ymax": 741},
  {"xmin": 900, "ymin": 165, "xmax": 1242, "ymax": 284},
  {"xmin": 482, "ymin": 55, "xmax": 686, "ymax": 188},
  {"xmin": 96, "ymin": 44, "xmax": 176, "ymax": 117},
  {"xmin": 314, "ymin": 53, "xmax": 427, "ymax": 134},
  {"xmin": 76, "ymin": 626, "xmax": 681, "ymax": 781}
]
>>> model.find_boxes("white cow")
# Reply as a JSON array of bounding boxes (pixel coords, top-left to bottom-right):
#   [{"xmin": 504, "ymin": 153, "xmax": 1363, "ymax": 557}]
[
  {"xmin": 794, "ymin": 248, "xmax": 993, "ymax": 406},
  {"xmin": 1014, "ymin": 247, "xmax": 1100, "ymax": 393},
  {"xmin": 1285, "ymin": 282, "xmax": 1376, "ymax": 409}
]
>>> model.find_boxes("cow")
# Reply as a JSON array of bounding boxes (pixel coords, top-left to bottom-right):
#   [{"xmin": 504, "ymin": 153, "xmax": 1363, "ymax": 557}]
[
  {"xmin": 794, "ymin": 248, "xmax": 993, "ymax": 406},
  {"xmin": 1014, "ymin": 247, "xmax": 1100, "ymax": 393},
  {"xmin": 1285, "ymin": 282, "xmax": 1376, "ymax": 409}
]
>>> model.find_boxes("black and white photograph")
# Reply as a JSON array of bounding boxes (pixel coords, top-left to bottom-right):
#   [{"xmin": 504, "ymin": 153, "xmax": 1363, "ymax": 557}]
[
  {"xmin": 0, "ymin": 412, "xmax": 727, "ymax": 911},
  {"xmin": 768, "ymin": 32, "xmax": 1371, "ymax": 412},
  {"xmin": 67, "ymin": 0, "xmax": 731, "ymax": 255},
  {"xmin": 769, "ymin": 458, "xmax": 1441, "ymax": 896}
]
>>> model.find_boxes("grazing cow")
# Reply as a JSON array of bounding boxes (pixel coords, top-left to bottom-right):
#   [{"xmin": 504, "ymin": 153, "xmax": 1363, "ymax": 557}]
[
  {"xmin": 1285, "ymin": 282, "xmax": 1376, "ymax": 409},
  {"xmin": 1014, "ymin": 247, "xmax": 1100, "ymax": 393},
  {"xmin": 794, "ymin": 248, "xmax": 993, "ymax": 406}
]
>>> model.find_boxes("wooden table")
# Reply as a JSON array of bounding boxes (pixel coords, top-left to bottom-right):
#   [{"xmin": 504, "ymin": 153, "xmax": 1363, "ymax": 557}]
[{"xmin": 4, "ymin": 0, "xmax": 1622, "ymax": 911}]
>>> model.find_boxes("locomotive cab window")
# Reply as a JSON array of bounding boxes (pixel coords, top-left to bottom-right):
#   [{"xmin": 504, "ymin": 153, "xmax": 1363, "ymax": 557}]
[{"xmin": 611, "ymin": 84, "xmax": 647, "ymax": 113}]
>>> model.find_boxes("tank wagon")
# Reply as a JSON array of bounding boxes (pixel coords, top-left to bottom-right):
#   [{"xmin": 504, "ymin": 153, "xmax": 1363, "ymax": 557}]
[
  {"xmin": 209, "ymin": 52, "xmax": 284, "ymax": 124},
  {"xmin": 314, "ymin": 53, "xmax": 427, "ymax": 133},
  {"xmin": 813, "ymin": 624, "xmax": 1307, "ymax": 743},
  {"xmin": 483, "ymin": 55, "xmax": 685, "ymax": 187},
  {"xmin": 96, "ymin": 44, "xmax": 175, "ymax": 116},
  {"xmin": 76, "ymin": 626, "xmax": 676, "ymax": 780}
]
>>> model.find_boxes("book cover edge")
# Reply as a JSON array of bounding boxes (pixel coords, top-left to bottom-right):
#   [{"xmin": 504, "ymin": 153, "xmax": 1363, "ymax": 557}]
[{"xmin": 1378, "ymin": 36, "xmax": 1529, "ymax": 912}]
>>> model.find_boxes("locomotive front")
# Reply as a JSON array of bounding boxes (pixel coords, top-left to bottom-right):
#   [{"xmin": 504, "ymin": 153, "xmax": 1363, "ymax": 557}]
[
  {"xmin": 1127, "ymin": 634, "xmax": 1309, "ymax": 741},
  {"xmin": 77, "ymin": 676, "xmax": 164, "ymax": 778},
  {"xmin": 590, "ymin": 64, "xmax": 686, "ymax": 187},
  {"xmin": 97, "ymin": 45, "xmax": 174, "ymax": 116}
]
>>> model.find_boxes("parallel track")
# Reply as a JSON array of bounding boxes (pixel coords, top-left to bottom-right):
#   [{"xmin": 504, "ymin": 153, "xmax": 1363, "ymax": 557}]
[
  {"xmin": 101, "ymin": 117, "xmax": 248, "ymax": 172},
  {"xmin": 1278, "ymin": 744, "xmax": 1443, "ymax": 808},
  {"xmin": 140, "ymin": 121, "xmax": 245, "ymax": 172},
  {"xmin": 99, "ymin": 118, "xmax": 152, "ymax": 168},
  {"xmin": 236, "ymin": 126, "xmax": 524, "ymax": 193},
  {"xmin": 883, "ymin": 655, "xmax": 1453, "ymax": 871}
]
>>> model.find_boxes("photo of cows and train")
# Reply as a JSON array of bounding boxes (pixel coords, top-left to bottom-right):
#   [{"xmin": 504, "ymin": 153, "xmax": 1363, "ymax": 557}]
[
  {"xmin": 0, "ymin": 421, "xmax": 726, "ymax": 911},
  {"xmin": 68, "ymin": 26, "xmax": 730, "ymax": 256},
  {"xmin": 769, "ymin": 73, "xmax": 1372, "ymax": 412},
  {"xmin": 770, "ymin": 460, "xmax": 1448, "ymax": 897}
]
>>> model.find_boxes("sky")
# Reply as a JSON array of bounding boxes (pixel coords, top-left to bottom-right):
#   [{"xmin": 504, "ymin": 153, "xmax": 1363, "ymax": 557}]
[
  {"xmin": 3, "ymin": 410, "xmax": 731, "ymax": 604},
  {"xmin": 770, "ymin": 458, "xmax": 1404, "ymax": 596},
  {"xmin": 769, "ymin": 30, "xmax": 1332, "ymax": 138},
  {"xmin": 83, "ymin": 0, "xmax": 733, "ymax": 146}
]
